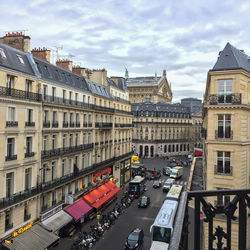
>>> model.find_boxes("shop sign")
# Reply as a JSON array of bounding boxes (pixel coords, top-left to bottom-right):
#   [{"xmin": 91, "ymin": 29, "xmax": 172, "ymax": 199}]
[
  {"xmin": 11, "ymin": 222, "xmax": 33, "ymax": 238},
  {"xmin": 41, "ymin": 204, "xmax": 63, "ymax": 221},
  {"xmin": 93, "ymin": 168, "xmax": 111, "ymax": 182},
  {"xmin": 65, "ymin": 194, "xmax": 74, "ymax": 205}
]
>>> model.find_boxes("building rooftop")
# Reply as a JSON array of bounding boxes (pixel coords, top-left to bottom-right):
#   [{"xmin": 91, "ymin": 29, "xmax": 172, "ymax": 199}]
[
  {"xmin": 212, "ymin": 42, "xmax": 250, "ymax": 73},
  {"xmin": 87, "ymin": 79, "xmax": 110, "ymax": 98},
  {"xmin": 126, "ymin": 76, "xmax": 162, "ymax": 85}
]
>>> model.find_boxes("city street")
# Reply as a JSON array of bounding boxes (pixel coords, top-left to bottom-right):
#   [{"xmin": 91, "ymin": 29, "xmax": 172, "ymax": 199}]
[{"xmin": 54, "ymin": 156, "xmax": 191, "ymax": 250}]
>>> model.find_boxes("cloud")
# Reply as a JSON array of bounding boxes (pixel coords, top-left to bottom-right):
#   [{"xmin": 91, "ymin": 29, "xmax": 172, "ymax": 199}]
[{"xmin": 1, "ymin": 0, "xmax": 250, "ymax": 102}]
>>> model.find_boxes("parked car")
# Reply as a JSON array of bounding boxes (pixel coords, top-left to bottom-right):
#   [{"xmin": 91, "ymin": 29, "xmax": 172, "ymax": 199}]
[
  {"xmin": 153, "ymin": 180, "xmax": 162, "ymax": 188},
  {"xmin": 125, "ymin": 228, "xmax": 144, "ymax": 249},
  {"xmin": 138, "ymin": 195, "xmax": 150, "ymax": 208}
]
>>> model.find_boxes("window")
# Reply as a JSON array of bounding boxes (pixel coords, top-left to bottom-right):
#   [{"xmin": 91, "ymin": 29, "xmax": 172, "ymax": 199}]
[
  {"xmin": 8, "ymin": 107, "xmax": 15, "ymax": 121},
  {"xmin": 83, "ymin": 133, "xmax": 87, "ymax": 144},
  {"xmin": 75, "ymin": 133, "xmax": 79, "ymax": 146},
  {"xmin": 44, "ymin": 110, "xmax": 49, "ymax": 122},
  {"xmin": 43, "ymin": 85, "xmax": 47, "ymax": 100},
  {"xmin": 24, "ymin": 201, "xmax": 30, "ymax": 221},
  {"xmin": 76, "ymin": 113, "xmax": 79, "ymax": 123},
  {"xmin": 35, "ymin": 62, "xmax": 42, "ymax": 74},
  {"xmin": 52, "ymin": 135, "xmax": 57, "ymax": 150},
  {"xmin": 6, "ymin": 172, "xmax": 14, "ymax": 198},
  {"xmin": 0, "ymin": 48, "xmax": 6, "ymax": 58},
  {"xmin": 63, "ymin": 112, "xmax": 67, "ymax": 122},
  {"xmin": 70, "ymin": 113, "xmax": 73, "ymax": 123},
  {"xmin": 52, "ymin": 87, "xmax": 56, "ymax": 101},
  {"xmin": 82, "ymin": 154, "xmax": 85, "ymax": 169},
  {"xmin": 63, "ymin": 90, "xmax": 66, "ymax": 103},
  {"xmin": 7, "ymin": 138, "xmax": 15, "ymax": 158},
  {"xmin": 217, "ymin": 114, "xmax": 231, "ymax": 138},
  {"xmin": 69, "ymin": 91, "xmax": 72, "ymax": 104},
  {"xmin": 88, "ymin": 152, "xmax": 92, "ymax": 166},
  {"xmin": 42, "ymin": 164, "xmax": 48, "ymax": 184},
  {"xmin": 6, "ymin": 75, "xmax": 14, "ymax": 89},
  {"xmin": 83, "ymin": 114, "xmax": 87, "ymax": 125},
  {"xmin": 216, "ymin": 188, "xmax": 230, "ymax": 207},
  {"xmin": 27, "ymin": 109, "xmax": 33, "ymax": 122},
  {"xmin": 75, "ymin": 93, "xmax": 78, "ymax": 104},
  {"xmin": 26, "ymin": 80, "xmax": 32, "ymax": 97},
  {"xmin": 63, "ymin": 134, "xmax": 67, "ymax": 148},
  {"xmin": 26, "ymin": 137, "xmax": 32, "ymax": 154},
  {"xmin": 69, "ymin": 134, "xmax": 73, "ymax": 147},
  {"xmin": 88, "ymin": 133, "xmax": 91, "ymax": 144},
  {"xmin": 62, "ymin": 160, "xmax": 65, "ymax": 176},
  {"xmin": 25, "ymin": 168, "xmax": 32, "ymax": 190},
  {"xmin": 55, "ymin": 70, "xmax": 62, "ymax": 80},
  {"xmin": 51, "ymin": 162, "xmax": 56, "ymax": 181},
  {"xmin": 218, "ymin": 79, "xmax": 232, "ymax": 103},
  {"xmin": 44, "ymin": 65, "xmax": 51, "ymax": 77},
  {"xmin": 83, "ymin": 95, "xmax": 86, "ymax": 103},
  {"xmin": 217, "ymin": 151, "xmax": 231, "ymax": 174},
  {"xmin": 5, "ymin": 210, "xmax": 12, "ymax": 231},
  {"xmin": 68, "ymin": 158, "xmax": 72, "ymax": 174},
  {"xmin": 16, "ymin": 54, "xmax": 25, "ymax": 64},
  {"xmin": 52, "ymin": 191, "xmax": 56, "ymax": 204},
  {"xmin": 43, "ymin": 136, "xmax": 48, "ymax": 151}
]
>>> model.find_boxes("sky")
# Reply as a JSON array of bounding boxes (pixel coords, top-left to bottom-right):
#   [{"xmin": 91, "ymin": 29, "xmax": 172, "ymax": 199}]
[{"xmin": 1, "ymin": 0, "xmax": 250, "ymax": 102}]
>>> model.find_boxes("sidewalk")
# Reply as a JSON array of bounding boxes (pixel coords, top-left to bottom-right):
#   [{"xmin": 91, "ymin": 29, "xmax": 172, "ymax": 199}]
[{"xmin": 53, "ymin": 183, "xmax": 128, "ymax": 250}]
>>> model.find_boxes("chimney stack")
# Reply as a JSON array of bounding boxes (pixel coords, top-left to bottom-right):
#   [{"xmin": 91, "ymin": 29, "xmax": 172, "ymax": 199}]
[
  {"xmin": 31, "ymin": 47, "xmax": 51, "ymax": 62},
  {"xmin": 72, "ymin": 66, "xmax": 87, "ymax": 76},
  {"xmin": 56, "ymin": 59, "xmax": 73, "ymax": 71},
  {"xmin": 0, "ymin": 32, "xmax": 31, "ymax": 52}
]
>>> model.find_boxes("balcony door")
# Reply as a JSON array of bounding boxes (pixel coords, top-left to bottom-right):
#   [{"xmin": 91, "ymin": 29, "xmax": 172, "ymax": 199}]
[
  {"xmin": 218, "ymin": 79, "xmax": 232, "ymax": 103},
  {"xmin": 217, "ymin": 114, "xmax": 231, "ymax": 138}
]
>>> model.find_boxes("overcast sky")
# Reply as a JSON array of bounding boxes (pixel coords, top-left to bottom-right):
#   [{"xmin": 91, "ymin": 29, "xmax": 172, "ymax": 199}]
[{"xmin": 1, "ymin": 0, "xmax": 250, "ymax": 102}]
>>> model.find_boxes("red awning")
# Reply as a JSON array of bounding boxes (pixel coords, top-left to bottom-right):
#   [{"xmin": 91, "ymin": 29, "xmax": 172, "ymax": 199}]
[
  {"xmin": 65, "ymin": 200, "xmax": 93, "ymax": 221},
  {"xmin": 83, "ymin": 181, "xmax": 120, "ymax": 209},
  {"xmin": 194, "ymin": 150, "xmax": 203, "ymax": 156}
]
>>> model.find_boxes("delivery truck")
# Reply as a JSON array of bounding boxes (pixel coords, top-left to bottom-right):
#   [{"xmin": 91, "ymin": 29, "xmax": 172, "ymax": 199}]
[{"xmin": 170, "ymin": 166, "xmax": 183, "ymax": 179}]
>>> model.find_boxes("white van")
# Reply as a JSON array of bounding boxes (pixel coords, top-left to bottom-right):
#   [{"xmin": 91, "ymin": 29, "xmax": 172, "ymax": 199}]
[{"xmin": 162, "ymin": 179, "xmax": 175, "ymax": 192}]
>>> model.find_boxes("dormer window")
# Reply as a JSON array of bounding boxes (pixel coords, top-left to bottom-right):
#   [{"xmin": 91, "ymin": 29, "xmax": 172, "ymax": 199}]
[
  {"xmin": 0, "ymin": 48, "xmax": 6, "ymax": 59},
  {"xmin": 16, "ymin": 54, "xmax": 24, "ymax": 64},
  {"xmin": 44, "ymin": 66, "xmax": 51, "ymax": 77}
]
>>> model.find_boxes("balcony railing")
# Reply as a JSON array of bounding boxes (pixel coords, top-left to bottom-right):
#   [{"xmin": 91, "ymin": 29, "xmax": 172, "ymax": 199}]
[
  {"xmin": 25, "ymin": 121, "xmax": 35, "ymax": 127},
  {"xmin": 52, "ymin": 121, "xmax": 58, "ymax": 128},
  {"xmin": 215, "ymin": 130, "xmax": 233, "ymax": 140},
  {"xmin": 176, "ymin": 189, "xmax": 250, "ymax": 250},
  {"xmin": 83, "ymin": 123, "xmax": 88, "ymax": 127},
  {"xmin": 70, "ymin": 122, "xmax": 75, "ymax": 127},
  {"xmin": 25, "ymin": 152, "xmax": 35, "ymax": 158},
  {"xmin": 76, "ymin": 122, "xmax": 80, "ymax": 127},
  {"xmin": 214, "ymin": 165, "xmax": 233, "ymax": 176},
  {"xmin": 95, "ymin": 122, "xmax": 113, "ymax": 128},
  {"xmin": 41, "ymin": 143, "xmax": 94, "ymax": 159},
  {"xmin": 0, "ymin": 86, "xmax": 41, "ymax": 102},
  {"xmin": 0, "ymin": 151, "xmax": 133, "ymax": 210},
  {"xmin": 63, "ymin": 121, "xmax": 68, "ymax": 128},
  {"xmin": 5, "ymin": 155, "xmax": 17, "ymax": 161},
  {"xmin": 6, "ymin": 121, "xmax": 18, "ymax": 127},
  {"xmin": 88, "ymin": 123, "xmax": 92, "ymax": 127},
  {"xmin": 205, "ymin": 93, "xmax": 242, "ymax": 105},
  {"xmin": 43, "ymin": 121, "xmax": 50, "ymax": 128}
]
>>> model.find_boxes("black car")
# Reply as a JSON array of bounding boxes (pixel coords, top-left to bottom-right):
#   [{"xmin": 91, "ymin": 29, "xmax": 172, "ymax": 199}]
[
  {"xmin": 138, "ymin": 196, "xmax": 150, "ymax": 208},
  {"xmin": 125, "ymin": 228, "xmax": 144, "ymax": 249}
]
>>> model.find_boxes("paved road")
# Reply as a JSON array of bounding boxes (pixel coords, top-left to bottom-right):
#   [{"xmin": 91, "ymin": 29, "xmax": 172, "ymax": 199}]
[
  {"xmin": 92, "ymin": 156, "xmax": 191, "ymax": 250},
  {"xmin": 54, "ymin": 156, "xmax": 191, "ymax": 250}
]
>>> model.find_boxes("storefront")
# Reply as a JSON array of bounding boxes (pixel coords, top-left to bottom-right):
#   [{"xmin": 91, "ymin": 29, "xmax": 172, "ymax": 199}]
[
  {"xmin": 2, "ymin": 222, "xmax": 59, "ymax": 250},
  {"xmin": 120, "ymin": 159, "xmax": 131, "ymax": 185},
  {"xmin": 83, "ymin": 180, "xmax": 120, "ymax": 211},
  {"xmin": 93, "ymin": 167, "xmax": 112, "ymax": 182}
]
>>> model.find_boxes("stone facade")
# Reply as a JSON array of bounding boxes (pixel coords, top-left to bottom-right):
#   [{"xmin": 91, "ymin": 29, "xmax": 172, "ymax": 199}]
[{"xmin": 203, "ymin": 43, "xmax": 250, "ymax": 249}]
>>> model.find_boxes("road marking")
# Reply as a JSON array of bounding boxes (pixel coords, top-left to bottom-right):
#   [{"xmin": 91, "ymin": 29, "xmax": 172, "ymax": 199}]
[{"xmin": 135, "ymin": 216, "xmax": 155, "ymax": 221}]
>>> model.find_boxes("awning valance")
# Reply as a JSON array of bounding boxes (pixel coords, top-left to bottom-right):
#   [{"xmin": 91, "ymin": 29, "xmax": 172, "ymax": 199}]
[
  {"xmin": 2, "ymin": 224, "xmax": 59, "ymax": 250},
  {"xmin": 65, "ymin": 199, "xmax": 92, "ymax": 221},
  {"xmin": 41, "ymin": 210, "xmax": 73, "ymax": 232}
]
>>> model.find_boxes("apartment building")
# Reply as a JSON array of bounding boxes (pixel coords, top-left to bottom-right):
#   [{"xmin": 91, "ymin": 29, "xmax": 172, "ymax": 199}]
[
  {"xmin": 0, "ymin": 33, "xmax": 133, "ymax": 245},
  {"xmin": 203, "ymin": 43, "xmax": 250, "ymax": 249},
  {"xmin": 131, "ymin": 97, "xmax": 201, "ymax": 157}
]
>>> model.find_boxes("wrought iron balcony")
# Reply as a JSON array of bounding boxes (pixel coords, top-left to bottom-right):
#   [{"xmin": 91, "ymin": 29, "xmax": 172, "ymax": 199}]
[
  {"xmin": 25, "ymin": 121, "xmax": 35, "ymax": 127},
  {"xmin": 52, "ymin": 121, "xmax": 58, "ymax": 128},
  {"xmin": 6, "ymin": 121, "xmax": 18, "ymax": 127},
  {"xmin": 176, "ymin": 189, "xmax": 250, "ymax": 250},
  {"xmin": 95, "ymin": 142, "xmax": 99, "ymax": 146},
  {"xmin": 205, "ymin": 93, "xmax": 241, "ymax": 105},
  {"xmin": 63, "ymin": 121, "xmax": 68, "ymax": 128},
  {"xmin": 88, "ymin": 123, "xmax": 92, "ymax": 127},
  {"xmin": 0, "ymin": 151, "xmax": 133, "ymax": 210},
  {"xmin": 0, "ymin": 86, "xmax": 41, "ymax": 102},
  {"xmin": 25, "ymin": 152, "xmax": 35, "ymax": 158},
  {"xmin": 5, "ymin": 154, "xmax": 17, "ymax": 161},
  {"xmin": 43, "ymin": 121, "xmax": 50, "ymax": 128},
  {"xmin": 76, "ymin": 122, "xmax": 80, "ymax": 127},
  {"xmin": 95, "ymin": 122, "xmax": 113, "ymax": 128},
  {"xmin": 70, "ymin": 122, "xmax": 75, "ymax": 127},
  {"xmin": 83, "ymin": 122, "xmax": 88, "ymax": 127},
  {"xmin": 215, "ymin": 130, "xmax": 233, "ymax": 140},
  {"xmin": 214, "ymin": 165, "xmax": 233, "ymax": 176}
]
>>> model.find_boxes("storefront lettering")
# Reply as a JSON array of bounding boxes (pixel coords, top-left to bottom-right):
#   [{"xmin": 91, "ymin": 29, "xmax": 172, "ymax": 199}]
[{"xmin": 11, "ymin": 222, "xmax": 33, "ymax": 237}]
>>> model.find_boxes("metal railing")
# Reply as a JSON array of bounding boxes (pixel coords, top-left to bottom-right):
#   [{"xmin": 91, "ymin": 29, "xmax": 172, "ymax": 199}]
[
  {"xmin": 0, "ymin": 86, "xmax": 42, "ymax": 102},
  {"xmin": 0, "ymin": 151, "xmax": 133, "ymax": 210},
  {"xmin": 5, "ymin": 155, "xmax": 17, "ymax": 161},
  {"xmin": 25, "ymin": 121, "xmax": 35, "ymax": 127},
  {"xmin": 25, "ymin": 152, "xmax": 35, "ymax": 158},
  {"xmin": 41, "ymin": 143, "xmax": 93, "ymax": 159},
  {"xmin": 95, "ymin": 122, "xmax": 113, "ymax": 128},
  {"xmin": 204, "ymin": 93, "xmax": 242, "ymax": 105},
  {"xmin": 6, "ymin": 121, "xmax": 18, "ymax": 127},
  {"xmin": 52, "ymin": 121, "xmax": 58, "ymax": 128},
  {"xmin": 215, "ymin": 130, "xmax": 233, "ymax": 140},
  {"xmin": 63, "ymin": 121, "xmax": 68, "ymax": 128},
  {"xmin": 43, "ymin": 121, "xmax": 50, "ymax": 128}
]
